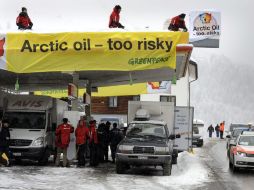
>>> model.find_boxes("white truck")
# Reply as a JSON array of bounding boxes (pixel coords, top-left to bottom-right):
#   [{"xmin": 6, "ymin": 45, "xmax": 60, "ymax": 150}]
[
  {"xmin": 116, "ymin": 101, "xmax": 179, "ymax": 176},
  {"xmin": 1, "ymin": 94, "xmax": 68, "ymax": 165}
]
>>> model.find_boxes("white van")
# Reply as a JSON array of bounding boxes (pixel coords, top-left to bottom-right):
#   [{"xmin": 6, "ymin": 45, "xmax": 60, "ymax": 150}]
[{"xmin": 3, "ymin": 94, "xmax": 68, "ymax": 165}]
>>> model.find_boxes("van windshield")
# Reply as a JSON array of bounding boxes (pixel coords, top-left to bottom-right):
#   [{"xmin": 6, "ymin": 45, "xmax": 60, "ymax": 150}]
[{"xmin": 5, "ymin": 112, "xmax": 46, "ymax": 129}]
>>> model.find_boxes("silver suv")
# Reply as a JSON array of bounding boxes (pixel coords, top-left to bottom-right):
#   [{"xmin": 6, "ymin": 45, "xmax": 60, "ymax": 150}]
[{"xmin": 116, "ymin": 120, "xmax": 179, "ymax": 176}]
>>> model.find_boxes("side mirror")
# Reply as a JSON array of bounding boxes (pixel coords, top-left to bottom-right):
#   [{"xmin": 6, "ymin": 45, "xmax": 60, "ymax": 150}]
[
  {"xmin": 230, "ymin": 141, "xmax": 237, "ymax": 146},
  {"xmin": 169, "ymin": 135, "xmax": 175, "ymax": 140},
  {"xmin": 226, "ymin": 135, "xmax": 231, "ymax": 138},
  {"xmin": 169, "ymin": 134, "xmax": 180, "ymax": 140}
]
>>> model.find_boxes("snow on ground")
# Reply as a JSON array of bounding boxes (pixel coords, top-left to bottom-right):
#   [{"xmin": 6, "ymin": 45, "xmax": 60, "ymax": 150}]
[
  {"xmin": 154, "ymin": 150, "xmax": 210, "ymax": 189},
  {"xmin": 0, "ymin": 150, "xmax": 211, "ymax": 190}
]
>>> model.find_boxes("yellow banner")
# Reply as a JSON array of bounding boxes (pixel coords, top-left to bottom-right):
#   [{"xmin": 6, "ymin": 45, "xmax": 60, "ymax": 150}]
[
  {"xmin": 35, "ymin": 83, "xmax": 147, "ymax": 98},
  {"xmin": 6, "ymin": 32, "xmax": 188, "ymax": 73}
]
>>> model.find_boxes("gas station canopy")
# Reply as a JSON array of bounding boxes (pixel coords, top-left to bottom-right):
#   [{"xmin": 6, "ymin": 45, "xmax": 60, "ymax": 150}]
[{"xmin": 0, "ymin": 32, "xmax": 192, "ymax": 92}]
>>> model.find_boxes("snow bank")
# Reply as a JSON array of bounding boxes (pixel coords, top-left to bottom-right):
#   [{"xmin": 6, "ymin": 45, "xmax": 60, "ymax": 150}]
[
  {"xmin": 0, "ymin": 151, "xmax": 211, "ymax": 190},
  {"xmin": 154, "ymin": 151, "xmax": 210, "ymax": 189}
]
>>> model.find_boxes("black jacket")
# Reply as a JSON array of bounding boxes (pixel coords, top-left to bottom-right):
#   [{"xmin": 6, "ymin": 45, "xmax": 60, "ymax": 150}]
[
  {"xmin": 0, "ymin": 127, "xmax": 10, "ymax": 148},
  {"xmin": 109, "ymin": 128, "xmax": 123, "ymax": 146}
]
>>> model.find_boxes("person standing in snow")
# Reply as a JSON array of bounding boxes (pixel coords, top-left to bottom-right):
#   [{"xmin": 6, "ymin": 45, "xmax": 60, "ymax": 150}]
[
  {"xmin": 0, "ymin": 119, "xmax": 11, "ymax": 166},
  {"xmin": 215, "ymin": 124, "xmax": 220, "ymax": 138},
  {"xmin": 16, "ymin": 7, "xmax": 33, "ymax": 30},
  {"xmin": 55, "ymin": 118, "xmax": 74, "ymax": 167},
  {"xmin": 75, "ymin": 119, "xmax": 90, "ymax": 167},
  {"xmin": 207, "ymin": 124, "xmax": 214, "ymax": 138},
  {"xmin": 88, "ymin": 120, "xmax": 99, "ymax": 166},
  {"xmin": 168, "ymin": 13, "xmax": 188, "ymax": 32},
  {"xmin": 109, "ymin": 5, "xmax": 125, "ymax": 29},
  {"xmin": 219, "ymin": 121, "xmax": 225, "ymax": 139},
  {"xmin": 109, "ymin": 123, "xmax": 123, "ymax": 163}
]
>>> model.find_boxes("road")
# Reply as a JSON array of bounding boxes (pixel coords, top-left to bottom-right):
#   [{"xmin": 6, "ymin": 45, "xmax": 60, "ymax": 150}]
[
  {"xmin": 0, "ymin": 140, "xmax": 253, "ymax": 190},
  {"xmin": 199, "ymin": 138, "xmax": 254, "ymax": 190}
]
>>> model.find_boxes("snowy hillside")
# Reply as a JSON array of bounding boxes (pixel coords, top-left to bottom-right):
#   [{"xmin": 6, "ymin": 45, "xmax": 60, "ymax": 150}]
[{"xmin": 191, "ymin": 49, "xmax": 254, "ymax": 129}]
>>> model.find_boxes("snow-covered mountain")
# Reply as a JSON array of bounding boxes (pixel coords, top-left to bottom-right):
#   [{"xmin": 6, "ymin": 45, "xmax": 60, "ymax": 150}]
[{"xmin": 191, "ymin": 49, "xmax": 254, "ymax": 128}]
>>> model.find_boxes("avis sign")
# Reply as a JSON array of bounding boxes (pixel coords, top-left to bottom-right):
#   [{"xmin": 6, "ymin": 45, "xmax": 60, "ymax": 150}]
[
  {"xmin": 12, "ymin": 100, "xmax": 43, "ymax": 108},
  {"xmin": 189, "ymin": 11, "xmax": 221, "ymax": 39}
]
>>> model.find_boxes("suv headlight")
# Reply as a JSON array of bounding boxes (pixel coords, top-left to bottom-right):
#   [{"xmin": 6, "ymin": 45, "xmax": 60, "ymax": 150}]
[
  {"xmin": 32, "ymin": 137, "xmax": 44, "ymax": 147},
  {"xmin": 117, "ymin": 145, "xmax": 132, "ymax": 154},
  {"xmin": 156, "ymin": 147, "xmax": 168, "ymax": 154},
  {"xmin": 237, "ymin": 151, "xmax": 246, "ymax": 157}
]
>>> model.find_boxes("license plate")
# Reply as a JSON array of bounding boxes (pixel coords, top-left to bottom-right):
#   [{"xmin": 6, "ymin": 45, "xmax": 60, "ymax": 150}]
[
  {"xmin": 139, "ymin": 156, "xmax": 148, "ymax": 160},
  {"xmin": 13, "ymin": 152, "xmax": 21, "ymax": 156}
]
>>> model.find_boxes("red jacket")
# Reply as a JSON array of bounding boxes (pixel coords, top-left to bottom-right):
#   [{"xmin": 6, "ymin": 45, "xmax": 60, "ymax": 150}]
[
  {"xmin": 89, "ymin": 124, "xmax": 98, "ymax": 144},
  {"xmin": 220, "ymin": 123, "xmax": 225, "ymax": 132},
  {"xmin": 55, "ymin": 123, "xmax": 74, "ymax": 148},
  {"xmin": 75, "ymin": 121, "xmax": 89, "ymax": 145},
  {"xmin": 109, "ymin": 8, "xmax": 121, "ymax": 28},
  {"xmin": 16, "ymin": 12, "xmax": 33, "ymax": 29},
  {"xmin": 170, "ymin": 16, "xmax": 187, "ymax": 31}
]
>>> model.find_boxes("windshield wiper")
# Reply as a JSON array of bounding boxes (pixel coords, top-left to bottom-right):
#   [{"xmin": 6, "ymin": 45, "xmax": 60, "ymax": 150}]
[
  {"xmin": 143, "ymin": 134, "xmax": 165, "ymax": 140},
  {"xmin": 126, "ymin": 134, "xmax": 145, "ymax": 138}
]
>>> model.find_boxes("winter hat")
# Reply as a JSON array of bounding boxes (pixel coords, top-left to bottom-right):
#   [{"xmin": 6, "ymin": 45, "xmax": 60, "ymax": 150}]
[
  {"xmin": 115, "ymin": 5, "xmax": 122, "ymax": 10},
  {"xmin": 22, "ymin": 7, "xmax": 27, "ymax": 12},
  {"xmin": 89, "ymin": 120, "xmax": 96, "ymax": 125},
  {"xmin": 179, "ymin": 13, "xmax": 186, "ymax": 19},
  {"xmin": 62, "ymin": 118, "xmax": 68, "ymax": 123}
]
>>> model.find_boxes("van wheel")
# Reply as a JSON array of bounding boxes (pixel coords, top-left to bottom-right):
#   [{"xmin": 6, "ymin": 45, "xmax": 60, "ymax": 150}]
[
  {"xmin": 116, "ymin": 161, "xmax": 125, "ymax": 174},
  {"xmin": 38, "ymin": 149, "xmax": 50, "ymax": 166},
  {"xmin": 163, "ymin": 161, "xmax": 172, "ymax": 176}
]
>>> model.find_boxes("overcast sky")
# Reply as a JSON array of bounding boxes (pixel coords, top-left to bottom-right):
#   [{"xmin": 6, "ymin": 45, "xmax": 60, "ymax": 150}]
[
  {"xmin": 1, "ymin": 0, "xmax": 254, "ymax": 125},
  {"xmin": 1, "ymin": 0, "xmax": 253, "ymax": 66}
]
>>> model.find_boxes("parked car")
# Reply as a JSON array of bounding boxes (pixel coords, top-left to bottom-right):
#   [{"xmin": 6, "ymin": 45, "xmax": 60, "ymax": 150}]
[
  {"xmin": 226, "ymin": 128, "xmax": 250, "ymax": 157},
  {"xmin": 192, "ymin": 134, "xmax": 203, "ymax": 147},
  {"xmin": 229, "ymin": 124, "xmax": 249, "ymax": 132},
  {"xmin": 192, "ymin": 125, "xmax": 203, "ymax": 147},
  {"xmin": 229, "ymin": 131, "xmax": 254, "ymax": 172}
]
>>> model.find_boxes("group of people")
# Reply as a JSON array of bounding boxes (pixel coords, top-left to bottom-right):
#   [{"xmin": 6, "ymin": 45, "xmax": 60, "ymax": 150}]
[
  {"xmin": 0, "ymin": 117, "xmax": 124, "ymax": 167},
  {"xmin": 55, "ymin": 117, "xmax": 124, "ymax": 168},
  {"xmin": 207, "ymin": 121, "xmax": 225, "ymax": 139},
  {"xmin": 16, "ymin": 5, "xmax": 187, "ymax": 32}
]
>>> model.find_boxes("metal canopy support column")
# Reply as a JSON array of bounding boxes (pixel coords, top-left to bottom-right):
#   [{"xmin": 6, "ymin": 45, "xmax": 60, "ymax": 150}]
[
  {"xmin": 71, "ymin": 72, "xmax": 79, "ymax": 111},
  {"xmin": 85, "ymin": 80, "xmax": 91, "ymax": 119}
]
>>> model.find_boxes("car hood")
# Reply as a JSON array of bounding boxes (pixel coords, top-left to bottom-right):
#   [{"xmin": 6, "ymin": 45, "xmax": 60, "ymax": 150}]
[
  {"xmin": 193, "ymin": 135, "xmax": 202, "ymax": 139},
  {"xmin": 10, "ymin": 128, "xmax": 44, "ymax": 141},
  {"xmin": 121, "ymin": 137, "xmax": 167, "ymax": 147},
  {"xmin": 237, "ymin": 145, "xmax": 254, "ymax": 153}
]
